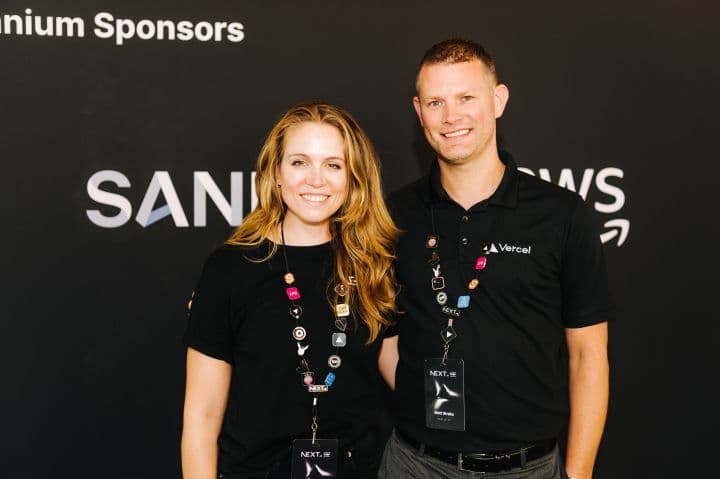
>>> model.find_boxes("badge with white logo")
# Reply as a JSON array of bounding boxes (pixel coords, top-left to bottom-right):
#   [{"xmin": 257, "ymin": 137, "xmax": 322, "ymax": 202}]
[
  {"xmin": 291, "ymin": 438, "xmax": 338, "ymax": 478},
  {"xmin": 293, "ymin": 327, "xmax": 307, "ymax": 341},
  {"xmin": 328, "ymin": 355, "xmax": 341, "ymax": 368},
  {"xmin": 331, "ymin": 333, "xmax": 346, "ymax": 347},
  {"xmin": 423, "ymin": 358, "xmax": 465, "ymax": 431}
]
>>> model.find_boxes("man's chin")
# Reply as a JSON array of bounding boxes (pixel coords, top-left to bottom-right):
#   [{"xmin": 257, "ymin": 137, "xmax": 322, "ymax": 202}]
[{"xmin": 438, "ymin": 152, "xmax": 473, "ymax": 166}]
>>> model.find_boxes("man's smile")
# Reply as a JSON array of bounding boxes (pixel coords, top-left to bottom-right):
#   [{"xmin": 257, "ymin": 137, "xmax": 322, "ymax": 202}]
[{"xmin": 441, "ymin": 128, "xmax": 472, "ymax": 138}]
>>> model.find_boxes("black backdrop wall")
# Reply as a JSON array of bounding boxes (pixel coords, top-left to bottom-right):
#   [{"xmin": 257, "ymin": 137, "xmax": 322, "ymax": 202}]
[{"xmin": 2, "ymin": 0, "xmax": 718, "ymax": 477}]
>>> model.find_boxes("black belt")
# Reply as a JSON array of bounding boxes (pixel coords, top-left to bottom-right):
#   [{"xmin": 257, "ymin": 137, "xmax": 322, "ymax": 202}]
[{"xmin": 396, "ymin": 428, "xmax": 556, "ymax": 473}]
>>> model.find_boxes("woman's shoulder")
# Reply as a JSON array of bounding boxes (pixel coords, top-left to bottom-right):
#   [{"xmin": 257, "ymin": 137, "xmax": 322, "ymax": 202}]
[{"xmin": 199, "ymin": 241, "xmax": 273, "ymax": 274}]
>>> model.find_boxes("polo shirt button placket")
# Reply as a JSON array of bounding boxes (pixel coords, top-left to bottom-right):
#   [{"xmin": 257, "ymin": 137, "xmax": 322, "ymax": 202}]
[{"xmin": 460, "ymin": 214, "xmax": 470, "ymax": 248}]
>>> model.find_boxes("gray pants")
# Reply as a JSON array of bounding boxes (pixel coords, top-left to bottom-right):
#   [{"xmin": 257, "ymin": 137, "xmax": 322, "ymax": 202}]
[{"xmin": 378, "ymin": 429, "xmax": 567, "ymax": 479}]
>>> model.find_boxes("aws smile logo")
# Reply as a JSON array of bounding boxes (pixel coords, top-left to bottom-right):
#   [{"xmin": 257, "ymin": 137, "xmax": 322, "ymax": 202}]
[{"xmin": 518, "ymin": 166, "xmax": 629, "ymax": 247}]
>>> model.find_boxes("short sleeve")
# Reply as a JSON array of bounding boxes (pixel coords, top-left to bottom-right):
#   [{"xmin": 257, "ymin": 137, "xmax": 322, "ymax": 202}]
[
  {"xmin": 383, "ymin": 319, "xmax": 399, "ymax": 338},
  {"xmin": 183, "ymin": 249, "xmax": 234, "ymax": 363},
  {"xmin": 561, "ymin": 198, "xmax": 615, "ymax": 328}
]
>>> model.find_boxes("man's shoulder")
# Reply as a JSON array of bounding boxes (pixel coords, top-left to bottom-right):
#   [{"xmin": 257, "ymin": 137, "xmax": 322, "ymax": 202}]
[
  {"xmin": 516, "ymin": 168, "xmax": 584, "ymax": 210},
  {"xmin": 514, "ymin": 169, "xmax": 600, "ymax": 242}
]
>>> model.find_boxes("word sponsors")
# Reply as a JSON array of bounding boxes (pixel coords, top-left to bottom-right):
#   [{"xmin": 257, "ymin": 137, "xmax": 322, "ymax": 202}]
[{"xmin": 0, "ymin": 8, "xmax": 244, "ymax": 46}]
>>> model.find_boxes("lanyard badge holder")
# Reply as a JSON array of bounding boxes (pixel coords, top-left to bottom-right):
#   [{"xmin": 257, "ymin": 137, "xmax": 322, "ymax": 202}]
[
  {"xmin": 422, "ymin": 206, "xmax": 493, "ymax": 431},
  {"xmin": 290, "ymin": 396, "xmax": 338, "ymax": 478},
  {"xmin": 280, "ymin": 224, "xmax": 351, "ymax": 478}
]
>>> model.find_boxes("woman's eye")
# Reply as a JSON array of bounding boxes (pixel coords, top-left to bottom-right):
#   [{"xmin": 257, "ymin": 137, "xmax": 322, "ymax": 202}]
[
  {"xmin": 291, "ymin": 159, "xmax": 305, "ymax": 166},
  {"xmin": 327, "ymin": 163, "xmax": 342, "ymax": 170}
]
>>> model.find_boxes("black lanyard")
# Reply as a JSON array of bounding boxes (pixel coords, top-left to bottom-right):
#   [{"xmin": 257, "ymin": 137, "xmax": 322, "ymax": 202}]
[
  {"xmin": 426, "ymin": 203, "xmax": 498, "ymax": 364},
  {"xmin": 279, "ymin": 223, "xmax": 351, "ymax": 442}
]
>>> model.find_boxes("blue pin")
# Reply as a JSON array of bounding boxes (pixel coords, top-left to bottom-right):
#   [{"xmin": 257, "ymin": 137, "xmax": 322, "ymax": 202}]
[
  {"xmin": 324, "ymin": 372, "xmax": 336, "ymax": 387},
  {"xmin": 457, "ymin": 295, "xmax": 470, "ymax": 309}
]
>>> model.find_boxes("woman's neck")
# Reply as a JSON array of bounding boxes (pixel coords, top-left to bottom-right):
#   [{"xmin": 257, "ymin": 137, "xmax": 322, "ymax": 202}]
[{"xmin": 275, "ymin": 218, "xmax": 332, "ymax": 246}]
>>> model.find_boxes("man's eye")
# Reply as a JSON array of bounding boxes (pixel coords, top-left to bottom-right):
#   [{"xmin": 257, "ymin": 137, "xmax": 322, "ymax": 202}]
[
  {"xmin": 428, "ymin": 100, "xmax": 441, "ymax": 108},
  {"xmin": 462, "ymin": 96, "xmax": 473, "ymax": 102}
]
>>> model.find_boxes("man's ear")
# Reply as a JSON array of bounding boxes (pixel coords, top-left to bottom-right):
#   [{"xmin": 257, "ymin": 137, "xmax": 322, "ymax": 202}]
[
  {"xmin": 493, "ymin": 84, "xmax": 510, "ymax": 119},
  {"xmin": 413, "ymin": 96, "xmax": 424, "ymax": 127}
]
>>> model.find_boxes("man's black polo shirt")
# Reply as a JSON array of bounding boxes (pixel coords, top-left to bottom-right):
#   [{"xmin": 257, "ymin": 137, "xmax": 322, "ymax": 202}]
[{"xmin": 387, "ymin": 152, "xmax": 614, "ymax": 452}]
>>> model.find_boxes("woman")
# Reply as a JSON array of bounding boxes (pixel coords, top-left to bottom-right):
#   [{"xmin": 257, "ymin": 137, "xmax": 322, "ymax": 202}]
[{"xmin": 181, "ymin": 102, "xmax": 398, "ymax": 479}]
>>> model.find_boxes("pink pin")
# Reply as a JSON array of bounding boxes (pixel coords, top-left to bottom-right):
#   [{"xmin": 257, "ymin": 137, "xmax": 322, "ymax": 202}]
[
  {"xmin": 475, "ymin": 256, "xmax": 487, "ymax": 270},
  {"xmin": 303, "ymin": 375, "xmax": 313, "ymax": 385},
  {"xmin": 286, "ymin": 287, "xmax": 301, "ymax": 300}
]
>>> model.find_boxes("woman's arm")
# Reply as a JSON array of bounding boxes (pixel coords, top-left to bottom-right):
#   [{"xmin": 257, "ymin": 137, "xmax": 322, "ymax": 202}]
[
  {"xmin": 378, "ymin": 336, "xmax": 399, "ymax": 391},
  {"xmin": 181, "ymin": 347, "xmax": 232, "ymax": 479}
]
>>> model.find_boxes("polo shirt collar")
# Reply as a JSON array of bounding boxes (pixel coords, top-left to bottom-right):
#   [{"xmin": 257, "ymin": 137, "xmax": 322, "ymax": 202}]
[{"xmin": 422, "ymin": 150, "xmax": 519, "ymax": 209}]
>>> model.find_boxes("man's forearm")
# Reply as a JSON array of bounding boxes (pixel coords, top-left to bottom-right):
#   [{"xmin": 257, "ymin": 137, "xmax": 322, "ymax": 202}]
[{"xmin": 564, "ymin": 352, "xmax": 609, "ymax": 479}]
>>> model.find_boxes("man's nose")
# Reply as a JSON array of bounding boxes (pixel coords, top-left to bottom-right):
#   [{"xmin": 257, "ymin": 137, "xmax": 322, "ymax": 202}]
[{"xmin": 442, "ymin": 103, "xmax": 461, "ymax": 124}]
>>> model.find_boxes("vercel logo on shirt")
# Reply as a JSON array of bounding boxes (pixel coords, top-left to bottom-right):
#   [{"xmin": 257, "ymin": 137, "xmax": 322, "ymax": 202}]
[
  {"xmin": 497, "ymin": 243, "xmax": 532, "ymax": 255},
  {"xmin": 485, "ymin": 243, "xmax": 532, "ymax": 255}
]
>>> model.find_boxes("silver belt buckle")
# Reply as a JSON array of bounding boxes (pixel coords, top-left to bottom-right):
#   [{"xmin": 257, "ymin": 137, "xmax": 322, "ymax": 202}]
[{"xmin": 457, "ymin": 452, "xmax": 486, "ymax": 474}]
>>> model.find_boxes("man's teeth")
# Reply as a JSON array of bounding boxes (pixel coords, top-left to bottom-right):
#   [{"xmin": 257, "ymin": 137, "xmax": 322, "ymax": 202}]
[{"xmin": 443, "ymin": 129, "xmax": 470, "ymax": 138}]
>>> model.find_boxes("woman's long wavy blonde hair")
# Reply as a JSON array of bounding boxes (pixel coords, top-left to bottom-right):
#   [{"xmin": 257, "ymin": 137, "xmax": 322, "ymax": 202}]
[{"xmin": 227, "ymin": 102, "xmax": 398, "ymax": 343}]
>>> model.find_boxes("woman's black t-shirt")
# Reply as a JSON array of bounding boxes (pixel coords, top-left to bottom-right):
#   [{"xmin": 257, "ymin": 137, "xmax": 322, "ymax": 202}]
[{"xmin": 183, "ymin": 242, "xmax": 382, "ymax": 476}]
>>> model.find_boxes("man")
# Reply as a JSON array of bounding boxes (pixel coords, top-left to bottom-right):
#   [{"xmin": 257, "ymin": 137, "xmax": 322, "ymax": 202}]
[{"xmin": 378, "ymin": 38, "xmax": 612, "ymax": 479}]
